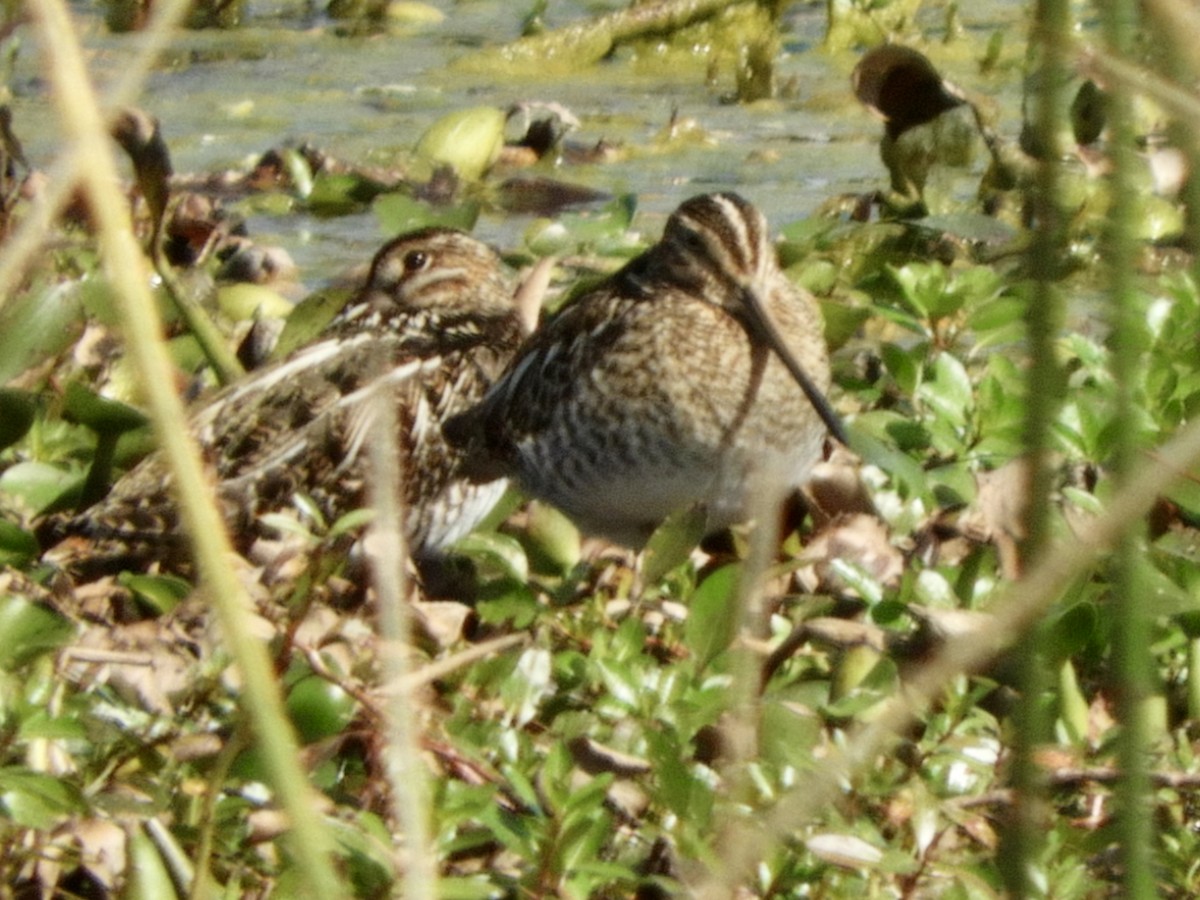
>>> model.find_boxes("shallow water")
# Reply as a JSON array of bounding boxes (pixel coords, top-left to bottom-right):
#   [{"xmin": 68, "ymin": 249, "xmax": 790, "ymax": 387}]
[{"xmin": 14, "ymin": 0, "xmax": 1027, "ymax": 289}]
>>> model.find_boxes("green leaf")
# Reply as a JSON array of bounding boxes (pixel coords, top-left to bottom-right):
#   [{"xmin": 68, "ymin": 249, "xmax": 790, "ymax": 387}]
[
  {"xmin": 413, "ymin": 106, "xmax": 506, "ymax": 180},
  {"xmin": 760, "ymin": 699, "xmax": 821, "ymax": 770},
  {"xmin": 817, "ymin": 297, "xmax": 871, "ymax": 351},
  {"xmin": 0, "ymin": 388, "xmax": 38, "ymax": 451},
  {"xmin": 306, "ymin": 171, "xmax": 390, "ymax": 216},
  {"xmin": 888, "ymin": 262, "xmax": 948, "ymax": 320},
  {"xmin": 62, "ymin": 382, "xmax": 149, "ymax": 434},
  {"xmin": 328, "ymin": 507, "xmax": 376, "ymax": 539},
  {"xmin": 16, "ymin": 711, "xmax": 88, "ymax": 742},
  {"xmin": 475, "ymin": 579, "xmax": 539, "ymax": 628},
  {"xmin": 0, "ymin": 519, "xmax": 39, "ymax": 568},
  {"xmin": 117, "ymin": 572, "xmax": 193, "ymax": 615},
  {"xmin": 216, "ymin": 283, "xmax": 294, "ymax": 322},
  {"xmin": 0, "ymin": 596, "xmax": 75, "ymax": 670},
  {"xmin": 918, "ymin": 354, "xmax": 972, "ymax": 429},
  {"xmin": 257, "ymin": 512, "xmax": 318, "ymax": 542},
  {"xmin": 880, "ymin": 342, "xmax": 921, "ymax": 398},
  {"xmin": 329, "ymin": 813, "xmax": 394, "ymax": 898},
  {"xmin": 0, "ymin": 766, "xmax": 87, "ymax": 828},
  {"xmin": 843, "ymin": 417, "xmax": 928, "ymax": 499},
  {"xmin": 525, "ymin": 194, "xmax": 639, "ymax": 256},
  {"xmin": 291, "ymin": 492, "xmax": 328, "ymax": 531},
  {"xmin": 438, "ymin": 876, "xmax": 508, "ymax": 899},
  {"xmin": 271, "ymin": 286, "xmax": 354, "ymax": 360},
  {"xmin": 286, "ymin": 674, "xmax": 357, "ymax": 744},
  {"xmin": 1056, "ymin": 659, "xmax": 1089, "ymax": 745},
  {"xmin": 523, "ymin": 501, "xmax": 580, "ymax": 575},
  {"xmin": 278, "ymin": 146, "xmax": 315, "ymax": 199},
  {"xmin": 0, "ymin": 280, "xmax": 85, "ymax": 385},
  {"xmin": 501, "ymin": 647, "xmax": 553, "ymax": 728},
  {"xmin": 641, "ymin": 505, "xmax": 706, "ymax": 586},
  {"xmin": 128, "ymin": 825, "xmax": 182, "ymax": 900},
  {"xmin": 0, "ymin": 461, "xmax": 85, "ymax": 517},
  {"xmin": 455, "ymin": 531, "xmax": 530, "ymax": 583},
  {"xmin": 685, "ymin": 564, "xmax": 740, "ymax": 668},
  {"xmin": 373, "ymin": 193, "xmax": 480, "ymax": 235},
  {"xmin": 917, "ymin": 213, "xmax": 1018, "ymax": 246}
]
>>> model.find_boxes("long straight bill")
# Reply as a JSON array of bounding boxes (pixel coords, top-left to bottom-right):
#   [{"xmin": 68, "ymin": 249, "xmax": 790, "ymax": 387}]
[{"xmin": 738, "ymin": 285, "xmax": 849, "ymax": 446}]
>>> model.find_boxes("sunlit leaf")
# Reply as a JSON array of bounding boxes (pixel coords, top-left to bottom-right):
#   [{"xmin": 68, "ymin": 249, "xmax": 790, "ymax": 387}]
[
  {"xmin": 455, "ymin": 531, "xmax": 529, "ymax": 583},
  {"xmin": 0, "ymin": 766, "xmax": 86, "ymax": 828},
  {"xmin": 0, "ymin": 280, "xmax": 85, "ymax": 385},
  {"xmin": 329, "ymin": 507, "xmax": 376, "ymax": 539},
  {"xmin": 328, "ymin": 814, "xmax": 394, "ymax": 898},
  {"xmin": 128, "ymin": 825, "xmax": 180, "ymax": 900},
  {"xmin": 216, "ymin": 283, "xmax": 294, "ymax": 322},
  {"xmin": 0, "ymin": 461, "xmax": 85, "ymax": 517},
  {"xmin": 524, "ymin": 193, "xmax": 638, "ymax": 256},
  {"xmin": 503, "ymin": 647, "xmax": 553, "ymax": 727},
  {"xmin": 307, "ymin": 171, "xmax": 390, "ymax": 215},
  {"xmin": 414, "ymin": 106, "xmax": 506, "ymax": 181},
  {"xmin": 918, "ymin": 354, "xmax": 972, "ymax": 428},
  {"xmin": 524, "ymin": 501, "xmax": 580, "ymax": 575}
]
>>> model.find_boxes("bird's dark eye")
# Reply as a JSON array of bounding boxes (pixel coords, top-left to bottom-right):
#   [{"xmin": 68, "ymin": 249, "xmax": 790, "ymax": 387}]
[{"xmin": 403, "ymin": 249, "xmax": 429, "ymax": 272}]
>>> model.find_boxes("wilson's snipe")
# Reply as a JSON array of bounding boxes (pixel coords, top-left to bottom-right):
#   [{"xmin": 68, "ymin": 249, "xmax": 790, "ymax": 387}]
[
  {"xmin": 446, "ymin": 192, "xmax": 844, "ymax": 547},
  {"xmin": 52, "ymin": 228, "xmax": 525, "ymax": 578}
]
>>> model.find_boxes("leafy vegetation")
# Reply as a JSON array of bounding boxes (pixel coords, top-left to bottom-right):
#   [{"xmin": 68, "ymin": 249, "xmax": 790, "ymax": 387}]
[{"xmin": 3, "ymin": 0, "xmax": 1200, "ymax": 897}]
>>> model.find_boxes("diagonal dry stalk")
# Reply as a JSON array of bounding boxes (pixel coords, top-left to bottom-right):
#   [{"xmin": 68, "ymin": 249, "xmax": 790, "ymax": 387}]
[
  {"xmin": 28, "ymin": 1, "xmax": 344, "ymax": 894},
  {"xmin": 692, "ymin": 414, "xmax": 1200, "ymax": 895}
]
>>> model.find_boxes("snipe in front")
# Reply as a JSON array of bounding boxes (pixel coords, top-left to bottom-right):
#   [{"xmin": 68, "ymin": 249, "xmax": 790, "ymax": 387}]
[{"xmin": 446, "ymin": 192, "xmax": 844, "ymax": 547}]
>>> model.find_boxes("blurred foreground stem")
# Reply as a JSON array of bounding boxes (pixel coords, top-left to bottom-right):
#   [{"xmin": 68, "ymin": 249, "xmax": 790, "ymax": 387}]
[
  {"xmin": 1100, "ymin": 0, "xmax": 1156, "ymax": 895},
  {"xmin": 1000, "ymin": 0, "xmax": 1070, "ymax": 892},
  {"xmin": 30, "ymin": 1, "xmax": 344, "ymax": 894}
]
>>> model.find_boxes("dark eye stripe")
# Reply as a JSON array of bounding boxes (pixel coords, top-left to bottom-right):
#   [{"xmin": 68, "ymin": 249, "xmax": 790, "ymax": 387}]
[{"xmin": 668, "ymin": 193, "xmax": 769, "ymax": 290}]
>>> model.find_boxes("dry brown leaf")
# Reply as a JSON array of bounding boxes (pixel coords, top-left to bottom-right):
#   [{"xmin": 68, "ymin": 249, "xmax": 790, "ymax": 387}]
[
  {"xmin": 796, "ymin": 513, "xmax": 903, "ymax": 595},
  {"xmin": 413, "ymin": 600, "xmax": 474, "ymax": 648},
  {"xmin": 961, "ymin": 457, "xmax": 1032, "ymax": 579},
  {"xmin": 805, "ymin": 445, "xmax": 874, "ymax": 523}
]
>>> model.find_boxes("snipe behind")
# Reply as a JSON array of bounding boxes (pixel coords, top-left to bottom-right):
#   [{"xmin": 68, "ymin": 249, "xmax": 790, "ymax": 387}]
[
  {"xmin": 446, "ymin": 192, "xmax": 843, "ymax": 547},
  {"xmin": 51, "ymin": 228, "xmax": 526, "ymax": 578}
]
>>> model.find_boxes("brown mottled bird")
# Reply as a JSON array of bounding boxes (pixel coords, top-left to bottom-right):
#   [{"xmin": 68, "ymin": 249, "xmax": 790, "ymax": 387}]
[
  {"xmin": 50, "ymin": 228, "xmax": 525, "ymax": 579},
  {"xmin": 445, "ymin": 192, "xmax": 844, "ymax": 547}
]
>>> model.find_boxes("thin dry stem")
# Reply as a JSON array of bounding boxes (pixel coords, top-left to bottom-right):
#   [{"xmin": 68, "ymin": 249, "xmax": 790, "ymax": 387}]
[
  {"xmin": 696, "ymin": 465, "xmax": 787, "ymax": 898},
  {"xmin": 29, "ymin": 2, "xmax": 343, "ymax": 894},
  {"xmin": 365, "ymin": 383, "xmax": 437, "ymax": 899}
]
